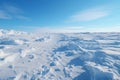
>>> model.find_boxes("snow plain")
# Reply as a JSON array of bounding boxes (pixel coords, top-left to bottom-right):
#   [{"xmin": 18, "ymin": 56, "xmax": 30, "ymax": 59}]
[{"xmin": 0, "ymin": 29, "xmax": 120, "ymax": 80}]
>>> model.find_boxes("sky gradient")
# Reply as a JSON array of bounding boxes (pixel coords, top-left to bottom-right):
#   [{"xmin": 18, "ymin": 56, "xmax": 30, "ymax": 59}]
[{"xmin": 0, "ymin": 0, "xmax": 120, "ymax": 32}]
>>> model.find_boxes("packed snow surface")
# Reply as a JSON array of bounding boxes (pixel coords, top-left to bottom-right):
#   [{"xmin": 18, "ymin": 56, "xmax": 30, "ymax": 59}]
[{"xmin": 0, "ymin": 29, "xmax": 120, "ymax": 80}]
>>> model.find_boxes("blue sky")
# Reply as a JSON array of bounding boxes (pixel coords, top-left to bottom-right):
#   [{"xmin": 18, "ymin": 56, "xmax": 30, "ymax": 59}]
[{"xmin": 0, "ymin": 0, "xmax": 120, "ymax": 32}]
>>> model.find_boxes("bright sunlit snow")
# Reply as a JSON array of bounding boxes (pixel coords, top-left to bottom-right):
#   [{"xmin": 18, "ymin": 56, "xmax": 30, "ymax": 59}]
[{"xmin": 0, "ymin": 29, "xmax": 120, "ymax": 80}]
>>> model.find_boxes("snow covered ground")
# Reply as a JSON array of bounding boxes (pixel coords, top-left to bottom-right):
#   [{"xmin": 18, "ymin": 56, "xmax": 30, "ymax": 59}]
[{"xmin": 0, "ymin": 29, "xmax": 120, "ymax": 80}]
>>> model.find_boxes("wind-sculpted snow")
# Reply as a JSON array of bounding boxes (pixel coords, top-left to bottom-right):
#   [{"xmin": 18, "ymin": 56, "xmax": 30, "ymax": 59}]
[{"xmin": 0, "ymin": 30, "xmax": 120, "ymax": 80}]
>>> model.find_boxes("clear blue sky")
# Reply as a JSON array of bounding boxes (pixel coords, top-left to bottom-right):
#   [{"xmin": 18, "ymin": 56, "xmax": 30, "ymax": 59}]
[{"xmin": 0, "ymin": 0, "xmax": 120, "ymax": 32}]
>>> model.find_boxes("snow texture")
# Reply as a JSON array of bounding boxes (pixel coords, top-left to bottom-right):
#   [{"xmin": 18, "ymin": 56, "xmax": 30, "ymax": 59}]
[{"xmin": 0, "ymin": 29, "xmax": 120, "ymax": 80}]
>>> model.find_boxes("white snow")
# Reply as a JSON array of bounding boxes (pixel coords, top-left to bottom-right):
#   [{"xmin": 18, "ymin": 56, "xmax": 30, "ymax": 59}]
[
  {"xmin": 0, "ymin": 29, "xmax": 120, "ymax": 80},
  {"xmin": 102, "ymin": 49, "xmax": 120, "ymax": 55}
]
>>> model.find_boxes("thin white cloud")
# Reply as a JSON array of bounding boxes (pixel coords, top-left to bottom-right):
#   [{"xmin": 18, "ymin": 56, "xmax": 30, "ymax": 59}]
[
  {"xmin": 68, "ymin": 7, "xmax": 110, "ymax": 22},
  {"xmin": 4, "ymin": 4, "xmax": 23, "ymax": 14},
  {"xmin": 15, "ymin": 15, "xmax": 30, "ymax": 20},
  {"xmin": 0, "ymin": 4, "xmax": 29, "ymax": 20},
  {"xmin": 0, "ymin": 10, "xmax": 11, "ymax": 19}
]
